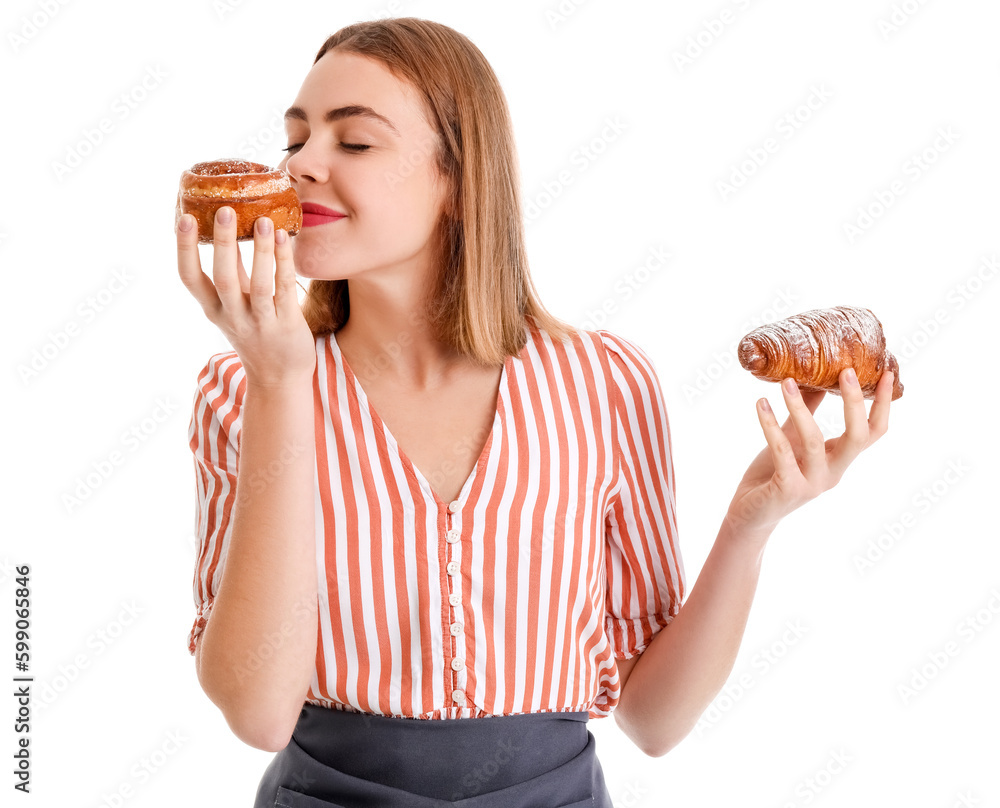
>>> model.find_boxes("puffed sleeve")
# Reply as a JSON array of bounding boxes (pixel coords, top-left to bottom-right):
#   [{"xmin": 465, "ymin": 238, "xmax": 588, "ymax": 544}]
[
  {"xmin": 599, "ymin": 330, "xmax": 686, "ymax": 659},
  {"xmin": 186, "ymin": 352, "xmax": 246, "ymax": 656}
]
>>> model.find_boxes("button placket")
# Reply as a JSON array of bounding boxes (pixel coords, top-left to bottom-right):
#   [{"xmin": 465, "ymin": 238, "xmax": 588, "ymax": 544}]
[
  {"xmin": 445, "ymin": 501, "xmax": 467, "ymax": 708},
  {"xmin": 444, "ymin": 508, "xmax": 462, "ymax": 585}
]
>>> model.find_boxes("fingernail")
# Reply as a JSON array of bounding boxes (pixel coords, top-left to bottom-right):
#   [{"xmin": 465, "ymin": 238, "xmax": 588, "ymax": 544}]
[
  {"xmin": 275, "ymin": 228, "xmax": 287, "ymax": 244},
  {"xmin": 759, "ymin": 399, "xmax": 771, "ymax": 413},
  {"xmin": 177, "ymin": 215, "xmax": 193, "ymax": 232},
  {"xmin": 846, "ymin": 367, "xmax": 858, "ymax": 385},
  {"xmin": 783, "ymin": 378, "xmax": 798, "ymax": 395},
  {"xmin": 218, "ymin": 207, "xmax": 233, "ymax": 224},
  {"xmin": 256, "ymin": 217, "xmax": 272, "ymax": 235}
]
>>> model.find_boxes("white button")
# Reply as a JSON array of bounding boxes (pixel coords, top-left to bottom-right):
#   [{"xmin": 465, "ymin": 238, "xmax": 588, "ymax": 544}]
[
  {"xmin": 446, "ymin": 529, "xmax": 461, "ymax": 543},
  {"xmin": 449, "ymin": 593, "xmax": 460, "ymax": 606},
  {"xmin": 448, "ymin": 500, "xmax": 461, "ymax": 513},
  {"xmin": 452, "ymin": 657, "xmax": 465, "ymax": 671},
  {"xmin": 452, "ymin": 689, "xmax": 465, "ymax": 703},
  {"xmin": 450, "ymin": 622, "xmax": 463, "ymax": 636},
  {"xmin": 446, "ymin": 561, "xmax": 459, "ymax": 575}
]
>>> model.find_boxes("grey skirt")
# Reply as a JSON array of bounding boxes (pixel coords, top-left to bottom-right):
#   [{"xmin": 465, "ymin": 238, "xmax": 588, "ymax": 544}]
[{"xmin": 254, "ymin": 704, "xmax": 615, "ymax": 807}]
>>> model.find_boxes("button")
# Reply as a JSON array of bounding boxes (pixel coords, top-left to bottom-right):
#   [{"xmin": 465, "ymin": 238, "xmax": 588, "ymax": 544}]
[
  {"xmin": 448, "ymin": 593, "xmax": 460, "ymax": 606},
  {"xmin": 452, "ymin": 689, "xmax": 465, "ymax": 703},
  {"xmin": 446, "ymin": 561, "xmax": 459, "ymax": 576},
  {"xmin": 452, "ymin": 657, "xmax": 465, "ymax": 671},
  {"xmin": 446, "ymin": 529, "xmax": 460, "ymax": 544},
  {"xmin": 448, "ymin": 500, "xmax": 461, "ymax": 513},
  {"xmin": 450, "ymin": 622, "xmax": 463, "ymax": 636}
]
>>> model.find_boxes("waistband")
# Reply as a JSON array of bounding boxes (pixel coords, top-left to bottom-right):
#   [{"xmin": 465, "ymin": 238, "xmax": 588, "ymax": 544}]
[{"xmin": 291, "ymin": 704, "xmax": 591, "ymax": 798}]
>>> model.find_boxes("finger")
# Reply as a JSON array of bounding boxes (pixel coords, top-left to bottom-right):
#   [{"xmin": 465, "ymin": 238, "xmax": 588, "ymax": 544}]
[
  {"xmin": 780, "ymin": 378, "xmax": 827, "ymax": 479},
  {"xmin": 236, "ymin": 245, "xmax": 252, "ymax": 297},
  {"xmin": 798, "ymin": 388, "xmax": 826, "ymax": 415},
  {"xmin": 211, "ymin": 206, "xmax": 246, "ymax": 313},
  {"xmin": 273, "ymin": 228, "xmax": 300, "ymax": 317},
  {"xmin": 827, "ymin": 367, "xmax": 871, "ymax": 477},
  {"xmin": 757, "ymin": 397, "xmax": 803, "ymax": 487},
  {"xmin": 867, "ymin": 369, "xmax": 893, "ymax": 440},
  {"xmin": 176, "ymin": 214, "xmax": 221, "ymax": 319},
  {"xmin": 779, "ymin": 388, "xmax": 825, "ymax": 441},
  {"xmin": 249, "ymin": 217, "xmax": 276, "ymax": 316}
]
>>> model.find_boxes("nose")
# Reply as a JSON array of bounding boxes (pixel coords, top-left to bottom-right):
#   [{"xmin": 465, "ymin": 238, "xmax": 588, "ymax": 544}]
[{"xmin": 283, "ymin": 143, "xmax": 326, "ymax": 185}]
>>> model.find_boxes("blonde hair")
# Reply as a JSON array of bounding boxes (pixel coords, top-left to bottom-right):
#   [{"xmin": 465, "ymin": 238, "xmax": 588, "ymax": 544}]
[{"xmin": 299, "ymin": 17, "xmax": 579, "ymax": 366}]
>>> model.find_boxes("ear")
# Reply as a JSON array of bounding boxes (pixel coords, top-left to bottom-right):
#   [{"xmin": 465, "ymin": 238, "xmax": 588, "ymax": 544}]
[
  {"xmin": 440, "ymin": 169, "xmax": 461, "ymax": 222},
  {"xmin": 437, "ymin": 156, "xmax": 462, "ymax": 222}
]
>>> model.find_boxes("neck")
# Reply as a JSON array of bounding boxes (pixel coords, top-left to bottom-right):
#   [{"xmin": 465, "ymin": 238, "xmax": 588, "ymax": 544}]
[{"xmin": 335, "ymin": 275, "xmax": 465, "ymax": 390}]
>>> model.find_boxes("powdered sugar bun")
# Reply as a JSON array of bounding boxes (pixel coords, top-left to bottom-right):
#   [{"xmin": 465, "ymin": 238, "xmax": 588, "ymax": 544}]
[{"xmin": 175, "ymin": 159, "xmax": 302, "ymax": 244}]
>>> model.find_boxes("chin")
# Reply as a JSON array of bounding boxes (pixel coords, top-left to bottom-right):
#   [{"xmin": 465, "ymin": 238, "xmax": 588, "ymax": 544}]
[{"xmin": 291, "ymin": 235, "xmax": 344, "ymax": 279}]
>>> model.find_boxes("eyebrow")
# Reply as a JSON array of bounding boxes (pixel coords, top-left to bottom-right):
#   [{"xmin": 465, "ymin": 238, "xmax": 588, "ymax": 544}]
[{"xmin": 284, "ymin": 104, "xmax": 401, "ymax": 136}]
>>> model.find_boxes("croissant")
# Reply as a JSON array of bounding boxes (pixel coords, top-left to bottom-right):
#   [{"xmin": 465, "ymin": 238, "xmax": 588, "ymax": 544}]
[{"xmin": 738, "ymin": 306, "xmax": 904, "ymax": 401}]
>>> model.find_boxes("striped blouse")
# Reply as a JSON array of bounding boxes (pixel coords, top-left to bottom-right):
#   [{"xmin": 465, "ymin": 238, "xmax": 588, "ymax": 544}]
[{"xmin": 186, "ymin": 321, "xmax": 686, "ymax": 720}]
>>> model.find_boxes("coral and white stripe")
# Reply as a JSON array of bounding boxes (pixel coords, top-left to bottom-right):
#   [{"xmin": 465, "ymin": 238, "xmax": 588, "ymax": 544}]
[{"xmin": 187, "ymin": 323, "xmax": 685, "ymax": 720}]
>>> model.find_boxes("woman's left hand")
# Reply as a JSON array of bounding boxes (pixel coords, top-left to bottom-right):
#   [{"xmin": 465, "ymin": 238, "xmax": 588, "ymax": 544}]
[{"xmin": 724, "ymin": 366, "xmax": 894, "ymax": 542}]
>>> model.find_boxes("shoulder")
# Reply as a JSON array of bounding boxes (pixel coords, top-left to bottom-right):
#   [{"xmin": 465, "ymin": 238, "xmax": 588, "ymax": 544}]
[
  {"xmin": 588, "ymin": 331, "xmax": 662, "ymax": 400},
  {"xmin": 592, "ymin": 329, "xmax": 658, "ymax": 371},
  {"xmin": 194, "ymin": 351, "xmax": 245, "ymax": 396},
  {"xmin": 191, "ymin": 351, "xmax": 246, "ymax": 442},
  {"xmin": 519, "ymin": 324, "xmax": 660, "ymax": 393},
  {"xmin": 587, "ymin": 330, "xmax": 669, "ymax": 427},
  {"xmin": 522, "ymin": 322, "xmax": 647, "ymax": 366}
]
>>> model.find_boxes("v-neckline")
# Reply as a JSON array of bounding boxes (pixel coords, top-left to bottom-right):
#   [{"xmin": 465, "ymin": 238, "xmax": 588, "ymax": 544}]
[{"xmin": 330, "ymin": 330, "xmax": 512, "ymax": 507}]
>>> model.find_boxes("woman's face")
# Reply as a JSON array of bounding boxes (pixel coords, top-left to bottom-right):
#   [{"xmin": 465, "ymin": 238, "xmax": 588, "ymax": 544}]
[{"xmin": 278, "ymin": 50, "xmax": 450, "ymax": 280}]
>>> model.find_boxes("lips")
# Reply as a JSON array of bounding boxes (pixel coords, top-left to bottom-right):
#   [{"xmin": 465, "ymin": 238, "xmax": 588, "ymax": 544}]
[{"xmin": 300, "ymin": 202, "xmax": 346, "ymax": 227}]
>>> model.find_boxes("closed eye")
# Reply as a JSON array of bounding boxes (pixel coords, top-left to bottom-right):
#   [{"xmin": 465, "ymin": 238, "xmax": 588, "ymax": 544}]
[{"xmin": 281, "ymin": 143, "xmax": 371, "ymax": 153}]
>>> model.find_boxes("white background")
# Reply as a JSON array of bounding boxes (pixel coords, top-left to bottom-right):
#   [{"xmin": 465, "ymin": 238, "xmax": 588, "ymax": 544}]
[{"xmin": 2, "ymin": 0, "xmax": 998, "ymax": 805}]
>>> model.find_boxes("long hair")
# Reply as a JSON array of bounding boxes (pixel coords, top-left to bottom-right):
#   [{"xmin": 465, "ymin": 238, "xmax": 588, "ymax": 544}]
[{"xmin": 298, "ymin": 17, "xmax": 580, "ymax": 366}]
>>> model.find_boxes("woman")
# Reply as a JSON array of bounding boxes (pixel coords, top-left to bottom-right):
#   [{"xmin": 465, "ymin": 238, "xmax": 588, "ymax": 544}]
[{"xmin": 176, "ymin": 17, "xmax": 893, "ymax": 808}]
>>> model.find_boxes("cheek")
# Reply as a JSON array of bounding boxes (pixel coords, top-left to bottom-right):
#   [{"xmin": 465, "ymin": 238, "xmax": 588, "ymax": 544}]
[
  {"xmin": 356, "ymin": 173, "xmax": 435, "ymax": 229},
  {"xmin": 394, "ymin": 167, "xmax": 447, "ymax": 225}
]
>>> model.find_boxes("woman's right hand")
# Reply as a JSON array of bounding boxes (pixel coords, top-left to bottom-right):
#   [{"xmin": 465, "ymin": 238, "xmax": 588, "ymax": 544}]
[{"xmin": 176, "ymin": 206, "xmax": 316, "ymax": 388}]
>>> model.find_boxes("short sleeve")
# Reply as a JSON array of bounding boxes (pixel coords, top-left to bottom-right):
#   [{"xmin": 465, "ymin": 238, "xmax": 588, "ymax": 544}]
[
  {"xmin": 598, "ymin": 331, "xmax": 686, "ymax": 659},
  {"xmin": 186, "ymin": 352, "xmax": 245, "ymax": 656}
]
